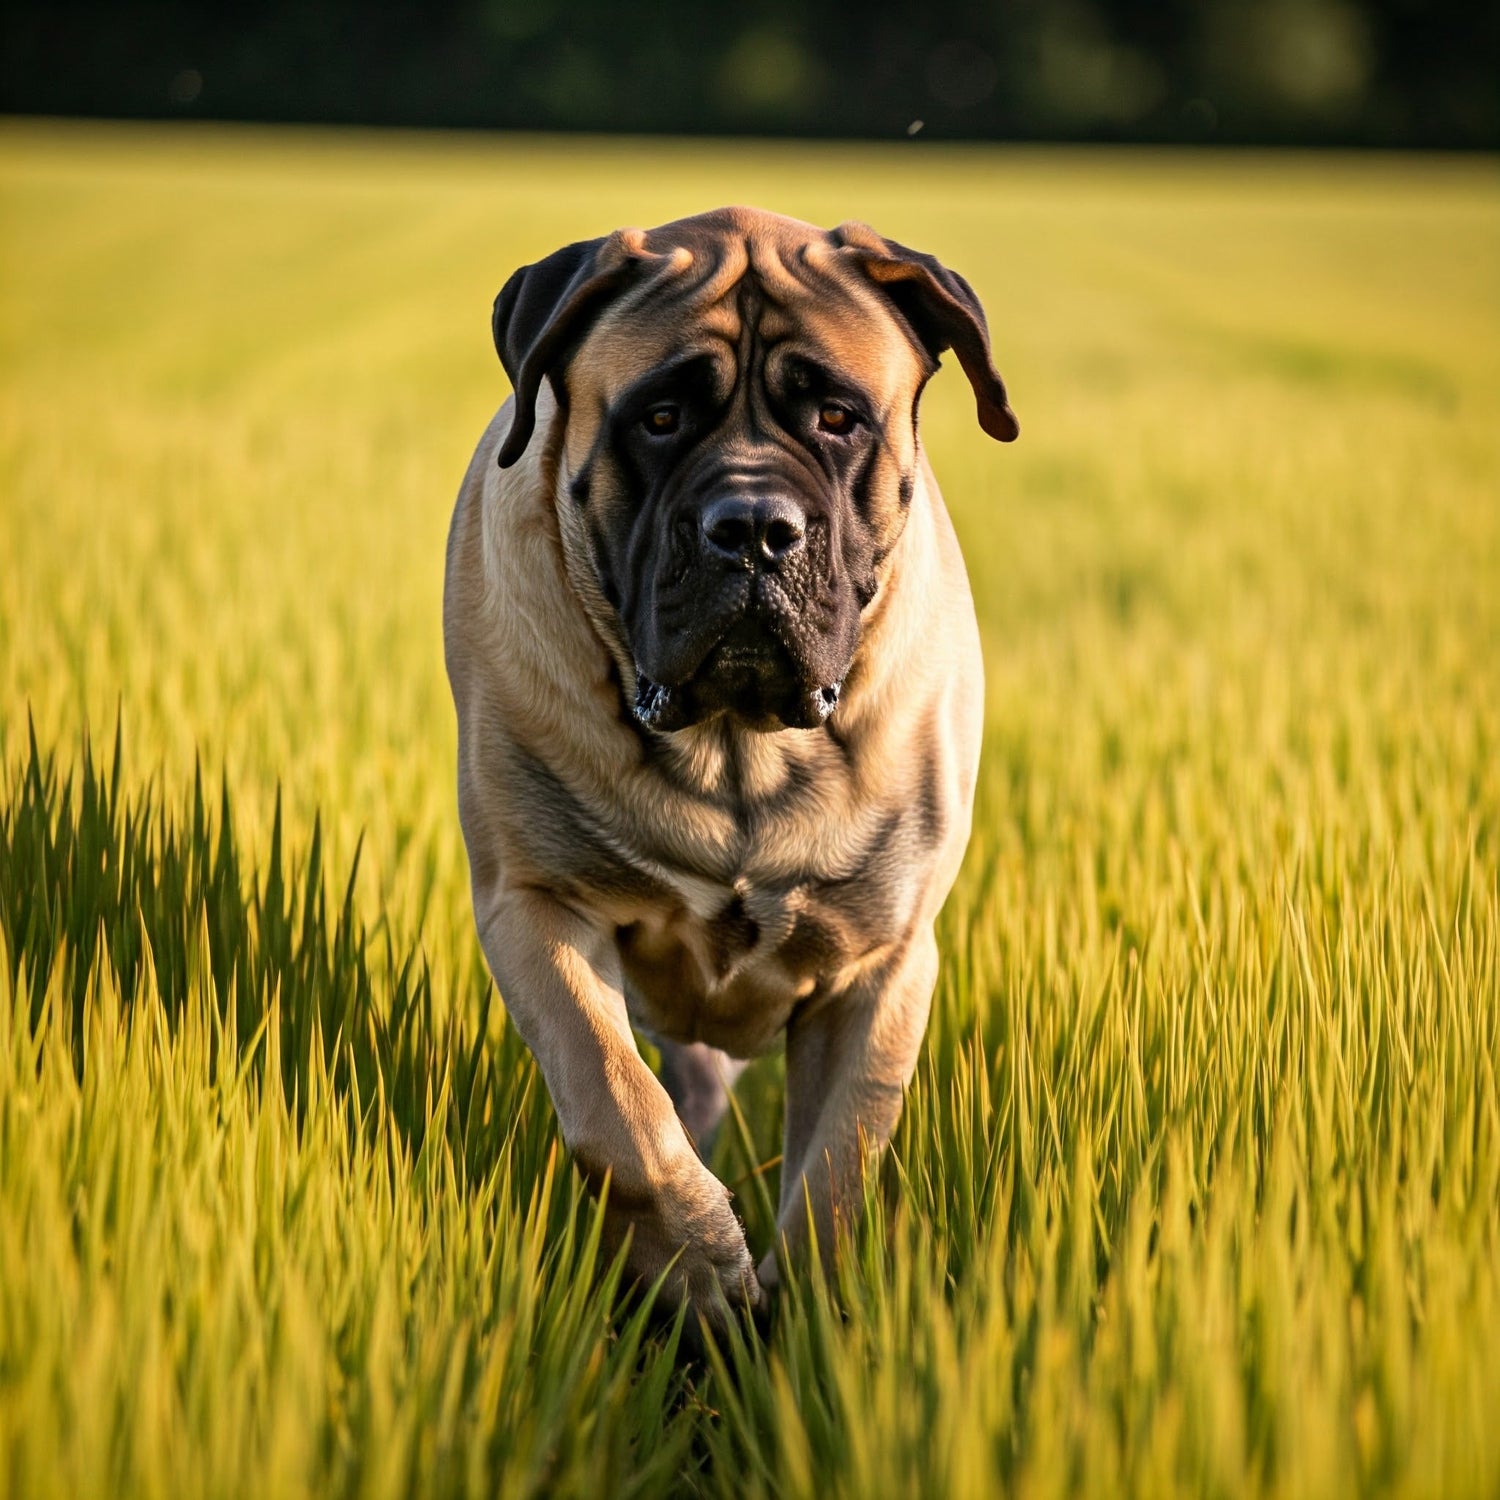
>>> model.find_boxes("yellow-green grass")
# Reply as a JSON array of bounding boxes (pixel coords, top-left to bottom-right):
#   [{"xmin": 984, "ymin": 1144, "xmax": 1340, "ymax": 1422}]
[{"xmin": 2, "ymin": 120, "xmax": 1498, "ymax": 1498}]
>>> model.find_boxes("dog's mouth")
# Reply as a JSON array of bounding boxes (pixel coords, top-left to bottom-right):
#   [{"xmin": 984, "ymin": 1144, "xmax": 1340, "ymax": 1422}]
[
  {"xmin": 633, "ymin": 675, "xmax": 841, "ymax": 733},
  {"xmin": 633, "ymin": 619, "xmax": 844, "ymax": 733}
]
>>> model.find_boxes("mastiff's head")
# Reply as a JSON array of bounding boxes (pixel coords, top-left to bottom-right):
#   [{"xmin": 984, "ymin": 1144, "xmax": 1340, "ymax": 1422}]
[{"xmin": 492, "ymin": 207, "xmax": 1017, "ymax": 732}]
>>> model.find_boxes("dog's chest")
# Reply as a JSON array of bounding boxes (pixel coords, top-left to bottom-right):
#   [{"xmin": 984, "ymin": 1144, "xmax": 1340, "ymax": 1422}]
[
  {"xmin": 592, "ymin": 722, "xmax": 931, "ymax": 1055},
  {"xmin": 615, "ymin": 874, "xmax": 815, "ymax": 1055},
  {"xmin": 612, "ymin": 824, "xmax": 910, "ymax": 1057}
]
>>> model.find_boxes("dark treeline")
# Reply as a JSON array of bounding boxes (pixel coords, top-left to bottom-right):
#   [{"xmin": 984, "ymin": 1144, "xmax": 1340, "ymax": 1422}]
[{"xmin": 4, "ymin": 0, "xmax": 1496, "ymax": 148}]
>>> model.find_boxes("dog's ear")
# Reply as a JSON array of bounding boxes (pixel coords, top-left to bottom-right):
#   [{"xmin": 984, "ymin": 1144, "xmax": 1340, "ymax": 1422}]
[
  {"xmin": 493, "ymin": 228, "xmax": 661, "ymax": 468},
  {"xmin": 832, "ymin": 221, "xmax": 1019, "ymax": 444}
]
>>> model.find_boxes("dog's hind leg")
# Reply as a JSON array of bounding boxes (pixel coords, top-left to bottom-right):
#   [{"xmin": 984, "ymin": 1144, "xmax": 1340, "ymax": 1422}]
[{"xmin": 657, "ymin": 1040, "xmax": 748, "ymax": 1153}]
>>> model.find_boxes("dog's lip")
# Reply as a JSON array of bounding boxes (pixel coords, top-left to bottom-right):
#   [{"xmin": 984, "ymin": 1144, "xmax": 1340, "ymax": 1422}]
[
  {"xmin": 631, "ymin": 666, "xmax": 844, "ymax": 732},
  {"xmin": 632, "ymin": 674, "xmax": 681, "ymax": 732},
  {"xmin": 631, "ymin": 599, "xmax": 848, "ymax": 732}
]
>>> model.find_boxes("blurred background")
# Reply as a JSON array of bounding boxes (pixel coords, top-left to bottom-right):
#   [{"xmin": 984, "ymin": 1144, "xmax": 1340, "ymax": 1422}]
[
  {"xmin": 3, "ymin": 0, "xmax": 1499, "ymax": 1490},
  {"xmin": 3, "ymin": 0, "xmax": 1496, "ymax": 148}
]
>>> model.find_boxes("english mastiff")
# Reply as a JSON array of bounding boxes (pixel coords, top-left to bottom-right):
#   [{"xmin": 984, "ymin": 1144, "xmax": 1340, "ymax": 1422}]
[{"xmin": 444, "ymin": 207, "xmax": 1017, "ymax": 1328}]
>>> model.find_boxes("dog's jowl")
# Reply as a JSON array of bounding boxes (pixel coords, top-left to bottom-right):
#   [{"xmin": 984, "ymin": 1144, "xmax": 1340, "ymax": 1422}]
[{"xmin": 444, "ymin": 207, "xmax": 1017, "ymax": 1328}]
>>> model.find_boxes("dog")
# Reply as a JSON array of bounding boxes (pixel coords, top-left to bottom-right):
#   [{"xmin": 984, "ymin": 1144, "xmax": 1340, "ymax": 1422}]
[{"xmin": 444, "ymin": 207, "xmax": 1017, "ymax": 1328}]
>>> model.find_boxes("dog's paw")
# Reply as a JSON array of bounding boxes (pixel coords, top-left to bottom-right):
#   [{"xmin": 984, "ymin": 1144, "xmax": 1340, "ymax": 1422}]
[
  {"xmin": 606, "ymin": 1158, "xmax": 761, "ymax": 1331},
  {"xmin": 671, "ymin": 1231, "xmax": 763, "ymax": 1332}
]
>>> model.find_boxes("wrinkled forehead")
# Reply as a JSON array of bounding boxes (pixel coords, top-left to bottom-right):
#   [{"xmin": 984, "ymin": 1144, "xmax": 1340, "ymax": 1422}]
[{"xmin": 567, "ymin": 227, "xmax": 925, "ymax": 416}]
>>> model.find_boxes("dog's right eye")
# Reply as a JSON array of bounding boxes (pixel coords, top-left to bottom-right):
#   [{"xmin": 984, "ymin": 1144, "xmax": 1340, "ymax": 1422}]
[{"xmin": 643, "ymin": 404, "xmax": 680, "ymax": 436}]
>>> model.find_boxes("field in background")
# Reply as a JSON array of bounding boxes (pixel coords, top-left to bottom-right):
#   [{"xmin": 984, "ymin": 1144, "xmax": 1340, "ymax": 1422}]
[{"xmin": 2, "ymin": 122, "xmax": 1498, "ymax": 1497}]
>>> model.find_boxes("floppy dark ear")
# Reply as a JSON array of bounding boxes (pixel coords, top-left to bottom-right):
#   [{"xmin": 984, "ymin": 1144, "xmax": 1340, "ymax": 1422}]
[
  {"xmin": 833, "ymin": 221, "xmax": 1019, "ymax": 443},
  {"xmin": 492, "ymin": 228, "xmax": 652, "ymax": 468}
]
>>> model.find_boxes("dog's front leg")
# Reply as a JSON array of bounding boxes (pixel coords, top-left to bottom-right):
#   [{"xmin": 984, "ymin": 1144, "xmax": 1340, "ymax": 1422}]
[
  {"xmin": 475, "ymin": 883, "xmax": 761, "ymax": 1322},
  {"xmin": 759, "ymin": 932, "xmax": 939, "ymax": 1288}
]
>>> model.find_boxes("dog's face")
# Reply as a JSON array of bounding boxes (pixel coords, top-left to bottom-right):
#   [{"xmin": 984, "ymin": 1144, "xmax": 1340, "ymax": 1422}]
[{"xmin": 493, "ymin": 208, "xmax": 1017, "ymax": 732}]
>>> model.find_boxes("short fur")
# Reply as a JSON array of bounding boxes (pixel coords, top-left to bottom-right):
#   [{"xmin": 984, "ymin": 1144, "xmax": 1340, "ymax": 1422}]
[{"xmin": 444, "ymin": 207, "xmax": 1016, "ymax": 1325}]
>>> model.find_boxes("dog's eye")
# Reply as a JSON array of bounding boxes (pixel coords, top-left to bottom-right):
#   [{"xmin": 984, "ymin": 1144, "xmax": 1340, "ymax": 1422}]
[
  {"xmin": 818, "ymin": 403, "xmax": 856, "ymax": 435},
  {"xmin": 644, "ymin": 404, "xmax": 680, "ymax": 436}
]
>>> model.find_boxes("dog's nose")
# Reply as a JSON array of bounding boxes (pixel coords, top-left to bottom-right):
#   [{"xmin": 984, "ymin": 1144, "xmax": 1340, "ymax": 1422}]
[{"xmin": 700, "ymin": 495, "xmax": 807, "ymax": 567}]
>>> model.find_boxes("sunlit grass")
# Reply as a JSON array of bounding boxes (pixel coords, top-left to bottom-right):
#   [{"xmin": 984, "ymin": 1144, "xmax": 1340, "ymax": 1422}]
[{"xmin": 2, "ymin": 121, "xmax": 1498, "ymax": 1497}]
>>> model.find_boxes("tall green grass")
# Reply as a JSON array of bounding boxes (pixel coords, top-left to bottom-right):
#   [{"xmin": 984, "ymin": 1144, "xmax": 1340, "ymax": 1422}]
[{"xmin": 2, "ymin": 122, "xmax": 1498, "ymax": 1497}]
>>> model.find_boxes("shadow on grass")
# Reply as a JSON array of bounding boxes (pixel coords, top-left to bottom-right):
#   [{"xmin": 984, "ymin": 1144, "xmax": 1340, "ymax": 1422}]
[{"xmin": 0, "ymin": 716, "xmax": 560, "ymax": 1193}]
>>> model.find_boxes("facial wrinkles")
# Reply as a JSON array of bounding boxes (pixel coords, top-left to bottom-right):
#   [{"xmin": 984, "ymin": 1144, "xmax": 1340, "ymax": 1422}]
[
  {"xmin": 569, "ymin": 235, "xmax": 740, "ymax": 446},
  {"xmin": 676, "ymin": 233, "xmax": 752, "ymax": 336},
  {"xmin": 706, "ymin": 301, "xmax": 854, "ymax": 602},
  {"xmin": 582, "ymin": 238, "xmax": 914, "ymax": 651},
  {"xmin": 736, "ymin": 274, "xmax": 902, "ymax": 604}
]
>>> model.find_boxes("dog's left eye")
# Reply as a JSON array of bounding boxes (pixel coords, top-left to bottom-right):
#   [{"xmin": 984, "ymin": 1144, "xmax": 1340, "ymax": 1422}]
[
  {"xmin": 644, "ymin": 404, "xmax": 681, "ymax": 436},
  {"xmin": 818, "ymin": 403, "xmax": 857, "ymax": 435}
]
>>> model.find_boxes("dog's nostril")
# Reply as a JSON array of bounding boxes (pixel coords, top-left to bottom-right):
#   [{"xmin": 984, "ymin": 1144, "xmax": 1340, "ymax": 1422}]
[
  {"xmin": 705, "ymin": 508, "xmax": 756, "ymax": 556},
  {"xmin": 701, "ymin": 495, "xmax": 808, "ymax": 565},
  {"xmin": 762, "ymin": 515, "xmax": 804, "ymax": 558}
]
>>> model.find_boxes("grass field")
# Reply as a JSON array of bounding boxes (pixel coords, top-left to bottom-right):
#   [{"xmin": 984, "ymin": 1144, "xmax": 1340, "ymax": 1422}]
[{"xmin": 2, "ymin": 120, "xmax": 1498, "ymax": 1498}]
